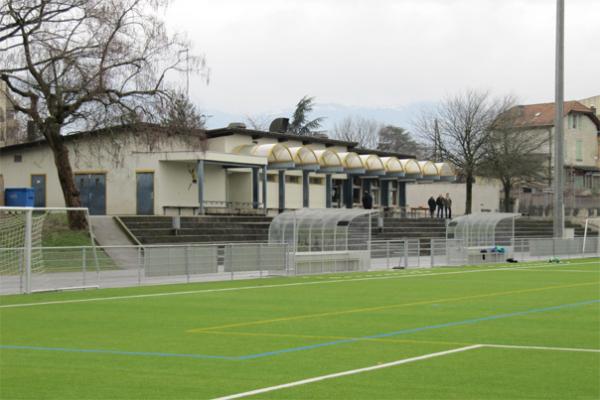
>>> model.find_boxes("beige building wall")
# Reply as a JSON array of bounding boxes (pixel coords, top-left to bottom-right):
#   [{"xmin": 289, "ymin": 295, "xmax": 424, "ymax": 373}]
[{"xmin": 406, "ymin": 179, "xmax": 502, "ymax": 215}]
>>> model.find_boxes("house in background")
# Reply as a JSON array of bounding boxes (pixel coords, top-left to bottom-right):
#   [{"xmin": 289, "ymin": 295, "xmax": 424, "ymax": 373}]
[{"xmin": 508, "ymin": 100, "xmax": 600, "ymax": 217}]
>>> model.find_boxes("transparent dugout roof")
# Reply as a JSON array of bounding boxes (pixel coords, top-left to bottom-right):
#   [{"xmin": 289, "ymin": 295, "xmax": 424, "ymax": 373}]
[
  {"xmin": 446, "ymin": 212, "xmax": 520, "ymax": 247},
  {"xmin": 269, "ymin": 209, "xmax": 378, "ymax": 253}
]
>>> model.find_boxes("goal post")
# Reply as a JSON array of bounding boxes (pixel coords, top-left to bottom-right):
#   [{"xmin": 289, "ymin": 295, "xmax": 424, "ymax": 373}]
[{"xmin": 0, "ymin": 206, "xmax": 96, "ymax": 294}]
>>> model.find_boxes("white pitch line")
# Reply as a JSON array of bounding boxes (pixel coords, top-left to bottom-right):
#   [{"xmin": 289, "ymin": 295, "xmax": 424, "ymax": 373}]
[
  {"xmin": 1, "ymin": 260, "xmax": 597, "ymax": 309},
  {"xmin": 483, "ymin": 344, "xmax": 600, "ymax": 353},
  {"xmin": 211, "ymin": 343, "xmax": 600, "ymax": 400},
  {"xmin": 211, "ymin": 345, "xmax": 483, "ymax": 400},
  {"xmin": 514, "ymin": 269, "xmax": 599, "ymax": 273}
]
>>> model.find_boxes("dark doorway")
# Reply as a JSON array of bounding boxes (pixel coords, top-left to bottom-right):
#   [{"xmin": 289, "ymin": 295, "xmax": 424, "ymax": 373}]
[
  {"xmin": 31, "ymin": 174, "xmax": 46, "ymax": 207},
  {"xmin": 136, "ymin": 172, "xmax": 154, "ymax": 215},
  {"xmin": 76, "ymin": 174, "xmax": 106, "ymax": 215}
]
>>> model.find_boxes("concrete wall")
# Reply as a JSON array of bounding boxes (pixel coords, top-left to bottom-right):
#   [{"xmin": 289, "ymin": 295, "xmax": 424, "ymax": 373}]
[{"xmin": 406, "ymin": 179, "xmax": 501, "ymax": 216}]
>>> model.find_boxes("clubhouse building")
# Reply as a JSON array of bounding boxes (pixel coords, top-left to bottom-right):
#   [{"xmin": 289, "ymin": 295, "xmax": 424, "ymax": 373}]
[{"xmin": 0, "ymin": 122, "xmax": 465, "ymax": 216}]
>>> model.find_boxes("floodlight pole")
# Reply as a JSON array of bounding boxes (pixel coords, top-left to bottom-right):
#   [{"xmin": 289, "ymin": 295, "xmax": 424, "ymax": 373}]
[{"xmin": 553, "ymin": 0, "xmax": 565, "ymax": 239}]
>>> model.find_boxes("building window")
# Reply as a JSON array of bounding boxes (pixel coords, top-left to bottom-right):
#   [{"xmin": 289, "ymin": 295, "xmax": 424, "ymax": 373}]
[
  {"xmin": 14, "ymin": 154, "xmax": 22, "ymax": 162},
  {"xmin": 267, "ymin": 174, "xmax": 277, "ymax": 183},
  {"xmin": 285, "ymin": 175, "xmax": 300, "ymax": 184},
  {"xmin": 309, "ymin": 177, "xmax": 323, "ymax": 185},
  {"xmin": 568, "ymin": 113, "xmax": 579, "ymax": 129},
  {"xmin": 575, "ymin": 140, "xmax": 583, "ymax": 162}
]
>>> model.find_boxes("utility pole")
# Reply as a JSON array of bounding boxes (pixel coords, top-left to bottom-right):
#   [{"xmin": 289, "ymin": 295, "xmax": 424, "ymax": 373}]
[{"xmin": 553, "ymin": 0, "xmax": 565, "ymax": 238}]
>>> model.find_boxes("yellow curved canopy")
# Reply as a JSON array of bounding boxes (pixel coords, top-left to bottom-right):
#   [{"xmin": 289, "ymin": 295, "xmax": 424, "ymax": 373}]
[
  {"xmin": 313, "ymin": 149, "xmax": 343, "ymax": 168},
  {"xmin": 233, "ymin": 143, "xmax": 294, "ymax": 165},
  {"xmin": 380, "ymin": 157, "xmax": 405, "ymax": 174},
  {"xmin": 358, "ymin": 154, "xmax": 385, "ymax": 172},
  {"xmin": 288, "ymin": 146, "xmax": 319, "ymax": 167},
  {"xmin": 336, "ymin": 152, "xmax": 365, "ymax": 170},
  {"xmin": 418, "ymin": 161, "xmax": 439, "ymax": 179},
  {"xmin": 435, "ymin": 162, "xmax": 455, "ymax": 181},
  {"xmin": 399, "ymin": 159, "xmax": 421, "ymax": 177}
]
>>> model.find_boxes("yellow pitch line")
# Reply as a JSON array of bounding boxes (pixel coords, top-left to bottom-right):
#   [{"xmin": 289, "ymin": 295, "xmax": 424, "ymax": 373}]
[
  {"xmin": 198, "ymin": 330, "xmax": 470, "ymax": 347},
  {"xmin": 187, "ymin": 281, "xmax": 599, "ymax": 333}
]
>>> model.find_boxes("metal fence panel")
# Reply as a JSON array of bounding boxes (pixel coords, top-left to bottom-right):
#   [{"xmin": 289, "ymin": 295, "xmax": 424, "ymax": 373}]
[
  {"xmin": 145, "ymin": 245, "xmax": 218, "ymax": 277},
  {"xmin": 2, "ymin": 236, "xmax": 599, "ymax": 295}
]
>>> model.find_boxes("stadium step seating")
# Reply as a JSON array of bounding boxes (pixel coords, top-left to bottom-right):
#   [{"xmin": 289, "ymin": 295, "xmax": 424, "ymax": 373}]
[
  {"xmin": 119, "ymin": 214, "xmax": 596, "ymax": 246},
  {"xmin": 119, "ymin": 215, "xmax": 273, "ymax": 245},
  {"xmin": 514, "ymin": 219, "xmax": 591, "ymax": 238}
]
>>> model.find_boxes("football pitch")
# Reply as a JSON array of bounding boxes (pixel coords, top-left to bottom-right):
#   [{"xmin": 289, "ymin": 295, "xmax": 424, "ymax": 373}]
[{"xmin": 1, "ymin": 258, "xmax": 599, "ymax": 399}]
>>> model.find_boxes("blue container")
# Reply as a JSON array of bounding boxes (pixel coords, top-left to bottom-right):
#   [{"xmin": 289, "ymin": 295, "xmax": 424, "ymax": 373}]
[{"xmin": 4, "ymin": 188, "xmax": 35, "ymax": 207}]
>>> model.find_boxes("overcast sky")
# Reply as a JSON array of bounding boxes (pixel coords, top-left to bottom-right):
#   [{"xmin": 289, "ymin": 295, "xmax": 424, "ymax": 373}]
[{"xmin": 164, "ymin": 0, "xmax": 599, "ymax": 125}]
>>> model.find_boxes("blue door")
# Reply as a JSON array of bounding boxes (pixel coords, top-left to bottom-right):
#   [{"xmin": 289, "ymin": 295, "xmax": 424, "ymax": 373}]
[
  {"xmin": 76, "ymin": 174, "xmax": 106, "ymax": 215},
  {"xmin": 136, "ymin": 172, "xmax": 154, "ymax": 215},
  {"xmin": 31, "ymin": 175, "xmax": 46, "ymax": 207}
]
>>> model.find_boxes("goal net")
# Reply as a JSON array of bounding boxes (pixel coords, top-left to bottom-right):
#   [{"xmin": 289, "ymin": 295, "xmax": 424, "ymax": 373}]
[{"xmin": 0, "ymin": 207, "xmax": 96, "ymax": 294}]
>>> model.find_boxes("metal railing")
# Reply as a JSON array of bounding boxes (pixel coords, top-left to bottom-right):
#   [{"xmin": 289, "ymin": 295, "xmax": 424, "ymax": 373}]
[{"xmin": 1, "ymin": 237, "xmax": 598, "ymax": 295}]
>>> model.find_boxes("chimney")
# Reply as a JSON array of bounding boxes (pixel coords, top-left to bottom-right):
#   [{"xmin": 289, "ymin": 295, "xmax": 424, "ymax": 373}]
[{"xmin": 227, "ymin": 122, "xmax": 246, "ymax": 129}]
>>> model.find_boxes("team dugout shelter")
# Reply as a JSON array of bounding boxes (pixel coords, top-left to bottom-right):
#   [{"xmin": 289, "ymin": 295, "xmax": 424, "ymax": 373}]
[{"xmin": 0, "ymin": 120, "xmax": 455, "ymax": 216}]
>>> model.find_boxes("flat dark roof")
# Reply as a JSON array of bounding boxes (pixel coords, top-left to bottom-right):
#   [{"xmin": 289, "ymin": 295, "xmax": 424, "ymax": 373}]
[{"xmin": 1, "ymin": 124, "xmax": 417, "ymax": 159}]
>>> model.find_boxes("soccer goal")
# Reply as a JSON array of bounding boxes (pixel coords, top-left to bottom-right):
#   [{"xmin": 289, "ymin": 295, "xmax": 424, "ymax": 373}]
[{"xmin": 0, "ymin": 206, "xmax": 97, "ymax": 294}]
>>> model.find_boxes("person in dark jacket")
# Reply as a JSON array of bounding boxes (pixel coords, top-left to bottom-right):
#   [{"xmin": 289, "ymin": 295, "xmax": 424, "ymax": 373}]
[
  {"xmin": 362, "ymin": 191, "xmax": 373, "ymax": 209},
  {"xmin": 427, "ymin": 196, "xmax": 436, "ymax": 218},
  {"xmin": 445, "ymin": 193, "xmax": 452, "ymax": 219},
  {"xmin": 436, "ymin": 194, "xmax": 445, "ymax": 218}
]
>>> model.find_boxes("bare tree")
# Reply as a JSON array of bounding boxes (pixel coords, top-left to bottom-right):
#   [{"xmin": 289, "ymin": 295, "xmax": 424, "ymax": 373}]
[
  {"xmin": 245, "ymin": 114, "xmax": 270, "ymax": 131},
  {"xmin": 1, "ymin": 0, "xmax": 205, "ymax": 228},
  {"xmin": 333, "ymin": 116, "xmax": 380, "ymax": 149},
  {"xmin": 377, "ymin": 125, "xmax": 427, "ymax": 158},
  {"xmin": 415, "ymin": 90, "xmax": 514, "ymax": 214},
  {"xmin": 479, "ymin": 111, "xmax": 549, "ymax": 212}
]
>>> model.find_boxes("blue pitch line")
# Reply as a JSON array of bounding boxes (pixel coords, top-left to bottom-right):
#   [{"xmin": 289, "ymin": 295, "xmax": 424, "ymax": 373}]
[
  {"xmin": 1, "ymin": 299, "xmax": 598, "ymax": 362},
  {"xmin": 0, "ymin": 345, "xmax": 237, "ymax": 360},
  {"xmin": 237, "ymin": 299, "xmax": 600, "ymax": 360}
]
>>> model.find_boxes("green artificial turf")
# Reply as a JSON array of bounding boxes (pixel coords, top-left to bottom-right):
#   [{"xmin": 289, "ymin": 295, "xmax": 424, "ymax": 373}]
[{"xmin": 1, "ymin": 258, "xmax": 599, "ymax": 399}]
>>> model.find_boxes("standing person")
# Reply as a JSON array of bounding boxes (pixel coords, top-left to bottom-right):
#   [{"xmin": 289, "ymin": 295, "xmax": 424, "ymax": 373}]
[
  {"xmin": 445, "ymin": 193, "xmax": 452, "ymax": 219},
  {"xmin": 362, "ymin": 190, "xmax": 373, "ymax": 210},
  {"xmin": 436, "ymin": 194, "xmax": 445, "ymax": 218},
  {"xmin": 427, "ymin": 196, "xmax": 436, "ymax": 218}
]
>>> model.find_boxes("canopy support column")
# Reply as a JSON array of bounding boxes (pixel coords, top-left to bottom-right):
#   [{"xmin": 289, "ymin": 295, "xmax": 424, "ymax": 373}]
[
  {"xmin": 398, "ymin": 181, "xmax": 407, "ymax": 207},
  {"xmin": 381, "ymin": 179, "xmax": 389, "ymax": 208},
  {"xmin": 278, "ymin": 170, "xmax": 286, "ymax": 213},
  {"xmin": 262, "ymin": 165, "xmax": 268, "ymax": 212},
  {"xmin": 344, "ymin": 175, "xmax": 353, "ymax": 209},
  {"xmin": 196, "ymin": 160, "xmax": 205, "ymax": 215},
  {"xmin": 252, "ymin": 167, "xmax": 259, "ymax": 209},
  {"xmin": 302, "ymin": 170, "xmax": 310, "ymax": 208},
  {"xmin": 325, "ymin": 174, "xmax": 332, "ymax": 208}
]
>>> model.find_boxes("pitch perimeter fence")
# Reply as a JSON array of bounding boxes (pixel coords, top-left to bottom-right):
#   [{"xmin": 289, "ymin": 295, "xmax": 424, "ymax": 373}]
[{"xmin": 1, "ymin": 237, "xmax": 598, "ymax": 295}]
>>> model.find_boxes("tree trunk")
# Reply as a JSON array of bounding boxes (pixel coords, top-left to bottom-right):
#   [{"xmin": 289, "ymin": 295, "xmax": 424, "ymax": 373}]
[
  {"xmin": 503, "ymin": 182, "xmax": 512, "ymax": 212},
  {"xmin": 47, "ymin": 127, "xmax": 87, "ymax": 230},
  {"xmin": 465, "ymin": 173, "xmax": 473, "ymax": 214}
]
